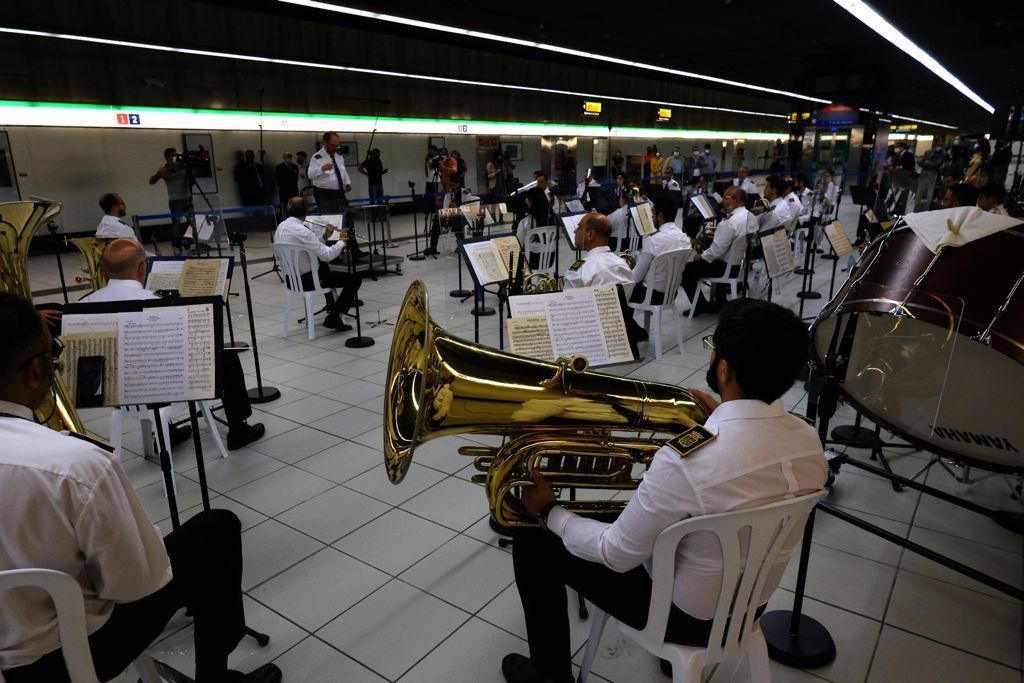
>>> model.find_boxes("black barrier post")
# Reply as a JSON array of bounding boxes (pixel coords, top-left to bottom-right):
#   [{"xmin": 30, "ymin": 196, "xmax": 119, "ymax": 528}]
[{"xmin": 230, "ymin": 232, "xmax": 281, "ymax": 403}]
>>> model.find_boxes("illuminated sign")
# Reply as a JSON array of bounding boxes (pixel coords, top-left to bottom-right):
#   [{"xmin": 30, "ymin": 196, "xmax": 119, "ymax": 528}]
[
  {"xmin": 583, "ymin": 101, "xmax": 602, "ymax": 117},
  {"xmin": 656, "ymin": 108, "xmax": 671, "ymax": 122}
]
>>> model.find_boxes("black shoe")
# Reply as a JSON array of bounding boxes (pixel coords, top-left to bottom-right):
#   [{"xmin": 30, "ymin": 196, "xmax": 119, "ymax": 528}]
[
  {"xmin": 355, "ymin": 299, "xmax": 364, "ymax": 307},
  {"xmin": 323, "ymin": 315, "xmax": 352, "ymax": 332},
  {"xmin": 227, "ymin": 422, "xmax": 265, "ymax": 450},
  {"xmin": 168, "ymin": 423, "xmax": 192, "ymax": 447},
  {"xmin": 227, "ymin": 663, "xmax": 283, "ymax": 683},
  {"xmin": 501, "ymin": 653, "xmax": 545, "ymax": 683}
]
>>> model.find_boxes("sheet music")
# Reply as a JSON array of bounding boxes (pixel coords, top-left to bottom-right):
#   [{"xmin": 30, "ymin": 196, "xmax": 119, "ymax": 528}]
[
  {"xmin": 507, "ymin": 285, "xmax": 633, "ymax": 366},
  {"xmin": 565, "ymin": 199, "xmax": 585, "ymax": 212},
  {"xmin": 691, "ymin": 195, "xmax": 717, "ymax": 221},
  {"xmin": 146, "ymin": 261, "xmax": 183, "ymax": 293},
  {"xmin": 823, "ymin": 220, "xmax": 853, "ymax": 257},
  {"xmin": 506, "ymin": 317, "xmax": 554, "ymax": 360},
  {"xmin": 61, "ymin": 314, "xmax": 119, "ymax": 407},
  {"xmin": 629, "ymin": 202, "xmax": 657, "ymax": 236},
  {"xmin": 186, "ymin": 304, "xmax": 216, "ymax": 398},
  {"xmin": 760, "ymin": 229, "xmax": 796, "ymax": 278},
  {"xmin": 493, "ymin": 236, "xmax": 529, "ymax": 278},
  {"xmin": 180, "ymin": 259, "xmax": 230, "ymax": 299},
  {"xmin": 462, "ymin": 240, "xmax": 509, "ymax": 285},
  {"xmin": 560, "ymin": 214, "xmax": 587, "ymax": 249},
  {"xmin": 117, "ymin": 308, "xmax": 189, "ymax": 405}
]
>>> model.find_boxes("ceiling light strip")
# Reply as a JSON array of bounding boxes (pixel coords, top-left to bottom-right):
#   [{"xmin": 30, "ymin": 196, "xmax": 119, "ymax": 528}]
[
  {"xmin": 0, "ymin": 99, "xmax": 783, "ymax": 139},
  {"xmin": 276, "ymin": 0, "xmax": 830, "ymax": 104},
  {"xmin": 858, "ymin": 107, "xmax": 954, "ymax": 129},
  {"xmin": 834, "ymin": 0, "xmax": 993, "ymax": 114},
  {"xmin": 0, "ymin": 27, "xmax": 788, "ymax": 122}
]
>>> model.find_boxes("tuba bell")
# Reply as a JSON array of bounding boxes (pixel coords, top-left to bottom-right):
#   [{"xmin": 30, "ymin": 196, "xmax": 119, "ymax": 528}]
[
  {"xmin": 384, "ymin": 281, "xmax": 710, "ymax": 526},
  {"xmin": 0, "ymin": 201, "xmax": 85, "ymax": 433},
  {"xmin": 70, "ymin": 237, "xmax": 114, "ymax": 291}
]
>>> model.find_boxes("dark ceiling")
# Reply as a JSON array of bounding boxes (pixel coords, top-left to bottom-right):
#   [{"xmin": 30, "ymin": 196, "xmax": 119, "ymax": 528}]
[{"xmin": 0, "ymin": 0, "xmax": 1017, "ymax": 133}]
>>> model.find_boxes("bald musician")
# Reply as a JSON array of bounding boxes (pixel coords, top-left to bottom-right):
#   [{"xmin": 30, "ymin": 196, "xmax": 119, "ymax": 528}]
[
  {"xmin": 563, "ymin": 213, "xmax": 633, "ymax": 290},
  {"xmin": 81, "ymin": 239, "xmax": 265, "ymax": 450}
]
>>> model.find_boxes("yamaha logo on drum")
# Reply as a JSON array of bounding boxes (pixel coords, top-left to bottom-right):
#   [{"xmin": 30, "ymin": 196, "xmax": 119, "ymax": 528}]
[{"xmin": 930, "ymin": 425, "xmax": 1019, "ymax": 452}]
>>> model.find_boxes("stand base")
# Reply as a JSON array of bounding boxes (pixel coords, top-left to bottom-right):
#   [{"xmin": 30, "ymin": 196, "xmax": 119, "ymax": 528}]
[
  {"xmin": 472, "ymin": 306, "xmax": 496, "ymax": 316},
  {"xmin": 345, "ymin": 336, "xmax": 376, "ymax": 348},
  {"xmin": 225, "ymin": 342, "xmax": 250, "ymax": 351},
  {"xmin": 821, "ymin": 253, "xmax": 839, "ymax": 261},
  {"xmin": 247, "ymin": 386, "xmax": 281, "ymax": 404},
  {"xmin": 831, "ymin": 425, "xmax": 876, "ymax": 447},
  {"xmin": 761, "ymin": 611, "xmax": 837, "ymax": 669},
  {"xmin": 797, "ymin": 291, "xmax": 823, "ymax": 300},
  {"xmin": 794, "ymin": 268, "xmax": 813, "ymax": 276},
  {"xmin": 408, "ymin": 254, "xmax": 426, "ymax": 261},
  {"xmin": 450, "ymin": 288, "xmax": 472, "ymax": 298}
]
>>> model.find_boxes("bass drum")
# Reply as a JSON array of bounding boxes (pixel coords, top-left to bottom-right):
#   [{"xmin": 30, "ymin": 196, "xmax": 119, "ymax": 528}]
[{"xmin": 811, "ymin": 224, "xmax": 1024, "ymax": 473}]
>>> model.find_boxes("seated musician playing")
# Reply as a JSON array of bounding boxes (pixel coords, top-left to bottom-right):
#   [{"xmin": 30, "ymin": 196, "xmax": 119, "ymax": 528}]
[
  {"xmin": 679, "ymin": 186, "xmax": 750, "ymax": 315},
  {"xmin": 625, "ymin": 192, "xmax": 690, "ymax": 340},
  {"xmin": 501, "ymin": 299, "xmax": 827, "ymax": 683},
  {"xmin": 0, "ymin": 292, "xmax": 281, "ymax": 683},
  {"xmin": 81, "ymin": 239, "xmax": 265, "ymax": 450},
  {"xmin": 274, "ymin": 196, "xmax": 362, "ymax": 332},
  {"xmin": 562, "ymin": 213, "xmax": 633, "ymax": 290}
]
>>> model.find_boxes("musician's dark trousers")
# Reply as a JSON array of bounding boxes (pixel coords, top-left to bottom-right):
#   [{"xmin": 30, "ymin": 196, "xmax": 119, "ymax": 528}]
[
  {"xmin": 3, "ymin": 510, "xmax": 245, "ymax": 683},
  {"xmin": 221, "ymin": 350, "xmax": 252, "ymax": 427},
  {"xmin": 512, "ymin": 527, "xmax": 715, "ymax": 683},
  {"xmin": 313, "ymin": 187, "xmax": 351, "ymax": 228},
  {"xmin": 298, "ymin": 263, "xmax": 362, "ymax": 319},
  {"xmin": 680, "ymin": 258, "xmax": 727, "ymax": 302}
]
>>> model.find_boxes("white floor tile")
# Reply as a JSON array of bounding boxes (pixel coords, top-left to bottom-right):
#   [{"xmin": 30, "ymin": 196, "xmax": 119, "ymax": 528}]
[
  {"xmin": 249, "ymin": 425, "xmax": 341, "ymax": 464},
  {"xmin": 333, "ymin": 508, "xmax": 457, "ymax": 575},
  {"xmin": 400, "ymin": 535, "xmax": 515, "ymax": 613},
  {"xmin": 227, "ymin": 465, "xmax": 335, "ymax": 516},
  {"xmin": 868, "ymin": 625, "xmax": 1021, "ymax": 683},
  {"xmin": 345, "ymin": 462, "xmax": 446, "ymax": 506},
  {"xmin": 276, "ymin": 485, "xmax": 390, "ymax": 543},
  {"xmin": 316, "ymin": 579, "xmax": 469, "ymax": 681},
  {"xmin": 398, "ymin": 617, "xmax": 525, "ymax": 683},
  {"xmin": 272, "ymin": 636, "xmax": 388, "ymax": 683},
  {"xmin": 400, "ymin": 475, "xmax": 490, "ymax": 531},
  {"xmin": 293, "ymin": 439, "xmax": 383, "ymax": 483},
  {"xmin": 240, "ymin": 519, "xmax": 324, "ymax": 590}
]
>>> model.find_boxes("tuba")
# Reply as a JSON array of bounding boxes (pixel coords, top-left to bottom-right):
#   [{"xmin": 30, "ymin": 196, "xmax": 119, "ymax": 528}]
[
  {"xmin": 71, "ymin": 237, "xmax": 114, "ymax": 291},
  {"xmin": 384, "ymin": 281, "xmax": 709, "ymax": 526},
  {"xmin": 0, "ymin": 201, "xmax": 85, "ymax": 433}
]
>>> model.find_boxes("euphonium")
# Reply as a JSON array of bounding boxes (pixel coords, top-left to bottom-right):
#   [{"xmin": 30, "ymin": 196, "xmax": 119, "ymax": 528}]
[
  {"xmin": 620, "ymin": 249, "xmax": 636, "ymax": 269},
  {"xmin": 384, "ymin": 281, "xmax": 709, "ymax": 526},
  {"xmin": 523, "ymin": 272, "xmax": 560, "ymax": 293},
  {"xmin": 71, "ymin": 236, "xmax": 113, "ymax": 291},
  {"xmin": 0, "ymin": 201, "xmax": 85, "ymax": 433},
  {"xmin": 751, "ymin": 197, "xmax": 771, "ymax": 216}
]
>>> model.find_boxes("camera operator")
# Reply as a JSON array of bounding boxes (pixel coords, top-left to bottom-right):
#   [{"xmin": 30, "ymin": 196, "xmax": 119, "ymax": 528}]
[{"xmin": 148, "ymin": 147, "xmax": 190, "ymax": 242}]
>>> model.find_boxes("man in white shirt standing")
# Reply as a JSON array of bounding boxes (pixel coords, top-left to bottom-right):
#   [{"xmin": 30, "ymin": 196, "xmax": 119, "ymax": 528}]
[
  {"xmin": 95, "ymin": 193, "xmax": 137, "ymax": 240},
  {"xmin": 0, "ymin": 292, "xmax": 281, "ymax": 683},
  {"xmin": 274, "ymin": 196, "xmax": 362, "ymax": 332},
  {"xmin": 307, "ymin": 131, "xmax": 352, "ymax": 216},
  {"xmin": 500, "ymin": 298, "xmax": 826, "ymax": 683},
  {"xmin": 732, "ymin": 166, "xmax": 757, "ymax": 195}
]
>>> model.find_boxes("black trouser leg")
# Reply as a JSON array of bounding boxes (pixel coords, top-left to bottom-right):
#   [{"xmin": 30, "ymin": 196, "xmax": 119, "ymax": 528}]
[
  {"xmin": 512, "ymin": 528, "xmax": 712, "ymax": 683},
  {"xmin": 429, "ymin": 215, "xmax": 440, "ymax": 252},
  {"xmin": 318, "ymin": 265, "xmax": 362, "ymax": 317},
  {"xmin": 2, "ymin": 510, "xmax": 244, "ymax": 683},
  {"xmin": 220, "ymin": 351, "xmax": 252, "ymax": 427},
  {"xmin": 680, "ymin": 258, "xmax": 726, "ymax": 301}
]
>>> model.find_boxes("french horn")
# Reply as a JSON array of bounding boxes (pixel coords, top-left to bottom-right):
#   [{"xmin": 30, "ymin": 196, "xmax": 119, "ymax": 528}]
[
  {"xmin": 384, "ymin": 281, "xmax": 709, "ymax": 526},
  {"xmin": 0, "ymin": 201, "xmax": 85, "ymax": 433}
]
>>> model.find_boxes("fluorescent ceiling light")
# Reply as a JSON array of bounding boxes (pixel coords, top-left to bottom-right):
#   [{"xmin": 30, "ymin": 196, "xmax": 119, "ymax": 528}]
[
  {"xmin": 0, "ymin": 27, "xmax": 788, "ymax": 122},
  {"xmin": 276, "ymin": 0, "xmax": 830, "ymax": 104},
  {"xmin": 0, "ymin": 99, "xmax": 783, "ymax": 140},
  {"xmin": 858, "ymin": 107, "xmax": 954, "ymax": 129},
  {"xmin": 834, "ymin": 0, "xmax": 993, "ymax": 114}
]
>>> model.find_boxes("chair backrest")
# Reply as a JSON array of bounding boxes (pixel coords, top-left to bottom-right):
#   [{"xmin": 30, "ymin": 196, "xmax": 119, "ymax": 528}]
[
  {"xmin": 638, "ymin": 248, "xmax": 691, "ymax": 307},
  {"xmin": 639, "ymin": 490, "xmax": 827, "ymax": 666},
  {"xmin": 0, "ymin": 568, "xmax": 100, "ymax": 683},
  {"xmin": 272, "ymin": 242, "xmax": 328, "ymax": 295},
  {"xmin": 523, "ymin": 225, "xmax": 558, "ymax": 274}
]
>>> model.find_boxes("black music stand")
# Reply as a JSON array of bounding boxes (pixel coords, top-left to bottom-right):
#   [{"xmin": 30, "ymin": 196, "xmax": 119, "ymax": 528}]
[
  {"xmin": 230, "ymin": 232, "xmax": 281, "ymax": 403},
  {"xmin": 342, "ymin": 236, "xmax": 374, "ymax": 348}
]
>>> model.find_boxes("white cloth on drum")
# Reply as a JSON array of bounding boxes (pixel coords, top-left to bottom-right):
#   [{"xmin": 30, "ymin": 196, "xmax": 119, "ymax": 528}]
[{"xmin": 904, "ymin": 206, "xmax": 1023, "ymax": 254}]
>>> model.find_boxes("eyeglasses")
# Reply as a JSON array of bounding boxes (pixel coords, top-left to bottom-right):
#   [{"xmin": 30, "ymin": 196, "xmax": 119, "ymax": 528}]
[
  {"xmin": 702, "ymin": 335, "xmax": 716, "ymax": 351},
  {"xmin": 15, "ymin": 338, "xmax": 64, "ymax": 373}
]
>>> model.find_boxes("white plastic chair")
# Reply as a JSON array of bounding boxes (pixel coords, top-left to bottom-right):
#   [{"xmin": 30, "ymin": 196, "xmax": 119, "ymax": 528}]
[
  {"xmin": 523, "ymin": 225, "xmax": 558, "ymax": 275},
  {"xmin": 628, "ymin": 248, "xmax": 691, "ymax": 359},
  {"xmin": 0, "ymin": 568, "xmax": 161, "ymax": 683},
  {"xmin": 272, "ymin": 242, "xmax": 338, "ymax": 341},
  {"xmin": 687, "ymin": 235, "xmax": 751, "ymax": 320},
  {"xmin": 578, "ymin": 490, "xmax": 827, "ymax": 683}
]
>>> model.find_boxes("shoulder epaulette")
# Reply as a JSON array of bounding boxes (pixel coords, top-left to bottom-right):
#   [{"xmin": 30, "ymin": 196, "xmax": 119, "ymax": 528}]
[
  {"xmin": 665, "ymin": 425, "xmax": 716, "ymax": 459},
  {"xmin": 788, "ymin": 411, "xmax": 816, "ymax": 427},
  {"xmin": 67, "ymin": 430, "xmax": 115, "ymax": 453},
  {"xmin": 568, "ymin": 259, "xmax": 585, "ymax": 272},
  {"xmin": 313, "ymin": 153, "xmax": 322, "ymax": 159}
]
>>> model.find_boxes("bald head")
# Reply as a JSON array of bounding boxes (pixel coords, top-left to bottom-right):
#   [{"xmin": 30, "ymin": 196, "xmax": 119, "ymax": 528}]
[
  {"xmin": 286, "ymin": 196, "xmax": 308, "ymax": 219},
  {"xmin": 575, "ymin": 212, "xmax": 612, "ymax": 251},
  {"xmin": 101, "ymin": 239, "xmax": 147, "ymax": 282}
]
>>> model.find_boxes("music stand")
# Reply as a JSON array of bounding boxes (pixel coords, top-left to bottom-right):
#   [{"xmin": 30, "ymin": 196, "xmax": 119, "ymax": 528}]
[
  {"xmin": 341, "ymin": 235, "xmax": 374, "ymax": 348},
  {"xmin": 230, "ymin": 232, "xmax": 281, "ymax": 403}
]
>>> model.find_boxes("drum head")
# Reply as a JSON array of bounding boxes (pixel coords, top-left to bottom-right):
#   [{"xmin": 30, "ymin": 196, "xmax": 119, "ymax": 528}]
[{"xmin": 814, "ymin": 289, "xmax": 1024, "ymax": 473}]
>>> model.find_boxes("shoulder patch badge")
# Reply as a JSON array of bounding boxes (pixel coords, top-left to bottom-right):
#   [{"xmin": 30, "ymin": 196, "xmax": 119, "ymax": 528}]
[
  {"xmin": 568, "ymin": 259, "xmax": 585, "ymax": 272},
  {"xmin": 313, "ymin": 153, "xmax": 322, "ymax": 159},
  {"xmin": 67, "ymin": 431, "xmax": 116, "ymax": 453},
  {"xmin": 665, "ymin": 425, "xmax": 716, "ymax": 458}
]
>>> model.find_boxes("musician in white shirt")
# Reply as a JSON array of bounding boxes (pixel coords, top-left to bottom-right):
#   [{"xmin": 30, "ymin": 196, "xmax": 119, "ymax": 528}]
[
  {"xmin": 563, "ymin": 213, "xmax": 633, "ymax": 291},
  {"xmin": 307, "ymin": 131, "xmax": 353, "ymax": 224},
  {"xmin": 500, "ymin": 298, "xmax": 826, "ymax": 683},
  {"xmin": 94, "ymin": 193, "xmax": 137, "ymax": 240},
  {"xmin": 758, "ymin": 176, "xmax": 800, "ymax": 233},
  {"xmin": 732, "ymin": 166, "xmax": 757, "ymax": 195},
  {"xmin": 813, "ymin": 168, "xmax": 838, "ymax": 221},
  {"xmin": 680, "ymin": 187, "xmax": 749, "ymax": 310},
  {"xmin": 274, "ymin": 197, "xmax": 361, "ymax": 332}
]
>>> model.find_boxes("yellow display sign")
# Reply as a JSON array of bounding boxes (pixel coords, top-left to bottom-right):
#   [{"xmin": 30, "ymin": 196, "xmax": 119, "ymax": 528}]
[
  {"xmin": 583, "ymin": 101, "xmax": 602, "ymax": 117},
  {"xmin": 657, "ymin": 108, "xmax": 672, "ymax": 122}
]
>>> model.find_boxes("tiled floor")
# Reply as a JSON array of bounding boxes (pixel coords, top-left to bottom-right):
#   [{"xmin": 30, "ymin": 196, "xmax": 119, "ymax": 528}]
[{"xmin": 28, "ymin": 202, "xmax": 1023, "ymax": 683}]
